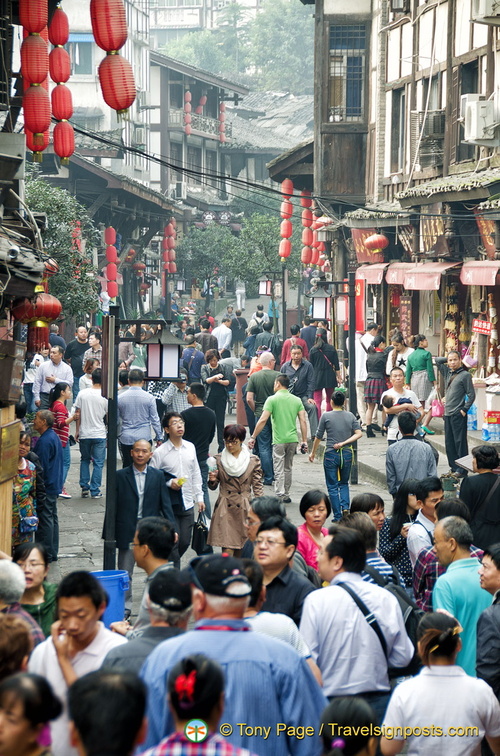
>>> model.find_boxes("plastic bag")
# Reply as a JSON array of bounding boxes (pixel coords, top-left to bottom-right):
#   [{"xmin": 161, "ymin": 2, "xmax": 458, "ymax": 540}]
[{"xmin": 431, "ymin": 398, "xmax": 445, "ymax": 418}]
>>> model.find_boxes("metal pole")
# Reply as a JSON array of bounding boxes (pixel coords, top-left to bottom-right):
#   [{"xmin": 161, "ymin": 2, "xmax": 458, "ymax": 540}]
[
  {"xmin": 282, "ymin": 265, "xmax": 287, "ymax": 339},
  {"xmin": 348, "ymin": 269, "xmax": 358, "ymax": 484},
  {"xmin": 103, "ymin": 305, "xmax": 120, "ymax": 569}
]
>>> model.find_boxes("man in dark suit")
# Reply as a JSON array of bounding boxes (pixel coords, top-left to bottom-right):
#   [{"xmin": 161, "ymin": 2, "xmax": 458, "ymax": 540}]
[{"xmin": 115, "ymin": 439, "xmax": 175, "ymax": 611}]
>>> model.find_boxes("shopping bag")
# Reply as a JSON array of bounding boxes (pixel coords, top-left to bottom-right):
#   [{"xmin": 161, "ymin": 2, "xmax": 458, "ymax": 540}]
[
  {"xmin": 191, "ymin": 512, "xmax": 209, "ymax": 555},
  {"xmin": 431, "ymin": 390, "xmax": 444, "ymax": 418}
]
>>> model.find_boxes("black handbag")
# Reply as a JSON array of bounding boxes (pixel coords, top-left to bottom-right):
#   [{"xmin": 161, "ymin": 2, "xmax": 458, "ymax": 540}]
[{"xmin": 191, "ymin": 512, "xmax": 209, "ymax": 555}]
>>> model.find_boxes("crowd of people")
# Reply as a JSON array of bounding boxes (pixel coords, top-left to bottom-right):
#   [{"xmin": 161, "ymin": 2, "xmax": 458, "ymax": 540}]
[{"xmin": 8, "ymin": 302, "xmax": 500, "ymax": 756}]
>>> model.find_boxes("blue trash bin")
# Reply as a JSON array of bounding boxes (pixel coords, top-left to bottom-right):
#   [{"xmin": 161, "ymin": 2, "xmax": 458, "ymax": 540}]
[{"xmin": 91, "ymin": 570, "xmax": 129, "ymax": 627}]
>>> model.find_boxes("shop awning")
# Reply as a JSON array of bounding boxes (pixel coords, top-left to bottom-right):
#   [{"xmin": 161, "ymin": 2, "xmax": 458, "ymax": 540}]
[
  {"xmin": 385, "ymin": 262, "xmax": 415, "ymax": 285},
  {"xmin": 403, "ymin": 262, "xmax": 460, "ymax": 290},
  {"xmin": 460, "ymin": 260, "xmax": 500, "ymax": 286},
  {"xmin": 356, "ymin": 262, "xmax": 389, "ymax": 284}
]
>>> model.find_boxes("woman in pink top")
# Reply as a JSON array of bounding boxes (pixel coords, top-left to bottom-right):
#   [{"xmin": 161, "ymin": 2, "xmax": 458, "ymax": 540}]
[
  {"xmin": 296, "ymin": 490, "xmax": 331, "ymax": 570},
  {"xmin": 49, "ymin": 382, "xmax": 75, "ymax": 499}
]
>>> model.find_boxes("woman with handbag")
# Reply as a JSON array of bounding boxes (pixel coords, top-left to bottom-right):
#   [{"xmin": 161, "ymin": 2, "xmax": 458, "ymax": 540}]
[
  {"xmin": 405, "ymin": 335, "xmax": 436, "ymax": 434},
  {"xmin": 309, "ymin": 329, "xmax": 342, "ymax": 419},
  {"xmin": 207, "ymin": 424, "xmax": 263, "ymax": 555}
]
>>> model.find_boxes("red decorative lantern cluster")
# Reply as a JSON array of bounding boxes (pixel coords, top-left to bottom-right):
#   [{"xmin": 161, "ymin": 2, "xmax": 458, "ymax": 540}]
[
  {"xmin": 91, "ymin": 0, "xmax": 136, "ymax": 117},
  {"xmin": 20, "ymin": 0, "xmax": 50, "ymax": 161},
  {"xmin": 11, "ymin": 292, "xmax": 62, "ymax": 353},
  {"xmin": 104, "ymin": 227, "xmax": 118, "ymax": 298},
  {"xmin": 364, "ymin": 233, "xmax": 389, "ymax": 253},
  {"xmin": 219, "ymin": 101, "xmax": 226, "ymax": 144},
  {"xmin": 195, "ymin": 93, "xmax": 207, "ymax": 115},
  {"xmin": 184, "ymin": 90, "xmax": 192, "ymax": 136},
  {"xmin": 49, "ymin": 5, "xmax": 74, "ymax": 165},
  {"xmin": 133, "ymin": 261, "xmax": 146, "ymax": 278},
  {"xmin": 279, "ymin": 178, "xmax": 294, "ymax": 259},
  {"xmin": 125, "ymin": 247, "xmax": 137, "ymax": 263},
  {"xmin": 162, "ymin": 218, "xmax": 177, "ymax": 296}
]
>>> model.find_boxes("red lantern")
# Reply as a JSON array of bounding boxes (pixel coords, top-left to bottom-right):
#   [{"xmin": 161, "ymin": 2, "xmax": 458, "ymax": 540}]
[
  {"xmin": 106, "ymin": 245, "xmax": 118, "ymax": 262},
  {"xmin": 162, "ymin": 251, "xmax": 169, "ymax": 263},
  {"xmin": 106, "ymin": 262, "xmax": 117, "ymax": 281},
  {"xmin": 170, "ymin": 262, "xmax": 177, "ymax": 274},
  {"xmin": 311, "ymin": 249, "xmax": 320, "ymax": 265},
  {"xmin": 195, "ymin": 106, "xmax": 203, "ymax": 115},
  {"xmin": 219, "ymin": 111, "xmax": 226, "ymax": 123},
  {"xmin": 163, "ymin": 262, "xmax": 169, "ymax": 271},
  {"xmin": 317, "ymin": 242, "xmax": 326, "ymax": 253},
  {"xmin": 184, "ymin": 91, "xmax": 192, "ymax": 103},
  {"xmin": 311, "ymin": 231, "xmax": 318, "ymax": 248},
  {"xmin": 300, "ymin": 190, "xmax": 312, "ymax": 208},
  {"xmin": 51, "ymin": 84, "xmax": 73, "ymax": 120},
  {"xmin": 90, "ymin": 0, "xmax": 128, "ymax": 52},
  {"xmin": 199, "ymin": 95, "xmax": 207, "ymax": 106},
  {"xmin": 53, "ymin": 121, "xmax": 74, "ymax": 164},
  {"xmin": 49, "ymin": 47, "xmax": 70, "ymax": 83},
  {"xmin": 167, "ymin": 237, "xmax": 175, "ymax": 250},
  {"xmin": 21, "ymin": 35, "xmax": 48, "ymax": 85},
  {"xmin": 98, "ymin": 53, "xmax": 136, "ymax": 115},
  {"xmin": 219, "ymin": 102, "xmax": 225, "ymax": 112},
  {"xmin": 25, "ymin": 128, "xmax": 49, "ymax": 161},
  {"xmin": 281, "ymin": 178, "xmax": 294, "ymax": 198},
  {"xmin": 48, "ymin": 8, "xmax": 69, "ymax": 46},
  {"xmin": 165, "ymin": 223, "xmax": 174, "ymax": 236},
  {"xmin": 301, "ymin": 246, "xmax": 312, "ymax": 264},
  {"xmin": 280, "ymin": 219, "xmax": 292, "ymax": 238},
  {"xmin": 11, "ymin": 292, "xmax": 62, "ymax": 323},
  {"xmin": 107, "ymin": 281, "xmax": 119, "ymax": 298},
  {"xmin": 127, "ymin": 248, "xmax": 136, "ymax": 260},
  {"xmin": 104, "ymin": 226, "xmax": 116, "ymax": 245},
  {"xmin": 302, "ymin": 227, "xmax": 313, "ymax": 246},
  {"xmin": 184, "ymin": 102, "xmax": 192, "ymax": 114},
  {"xmin": 364, "ymin": 233, "xmax": 389, "ymax": 251},
  {"xmin": 168, "ymin": 250, "xmax": 176, "ymax": 262},
  {"xmin": 161, "ymin": 238, "xmax": 169, "ymax": 252},
  {"xmin": 280, "ymin": 200, "xmax": 293, "ymax": 219},
  {"xmin": 279, "ymin": 239, "xmax": 291, "ymax": 258},
  {"xmin": 19, "ymin": 0, "xmax": 47, "ymax": 34},
  {"xmin": 185, "ymin": 124, "xmax": 192, "ymax": 136},
  {"xmin": 183, "ymin": 113, "xmax": 192, "ymax": 125},
  {"xmin": 23, "ymin": 85, "xmax": 51, "ymax": 145},
  {"xmin": 219, "ymin": 133, "xmax": 226, "ymax": 143},
  {"xmin": 133, "ymin": 262, "xmax": 146, "ymax": 272},
  {"xmin": 219, "ymin": 123, "xmax": 226, "ymax": 134},
  {"xmin": 301, "ymin": 208, "xmax": 313, "ymax": 227}
]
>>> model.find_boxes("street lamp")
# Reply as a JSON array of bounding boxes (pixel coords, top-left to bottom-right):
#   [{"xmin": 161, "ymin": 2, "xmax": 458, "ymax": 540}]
[
  {"xmin": 307, "ymin": 277, "xmax": 333, "ymax": 321},
  {"xmin": 258, "ymin": 277, "xmax": 273, "ymax": 296},
  {"xmin": 146, "ymin": 325, "xmax": 184, "ymax": 380},
  {"xmin": 176, "ymin": 277, "xmax": 186, "ymax": 292}
]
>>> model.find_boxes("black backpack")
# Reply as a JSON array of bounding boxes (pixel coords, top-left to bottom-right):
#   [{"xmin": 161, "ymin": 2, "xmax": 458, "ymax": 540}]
[{"xmin": 364, "ymin": 564, "xmax": 424, "ymax": 678}]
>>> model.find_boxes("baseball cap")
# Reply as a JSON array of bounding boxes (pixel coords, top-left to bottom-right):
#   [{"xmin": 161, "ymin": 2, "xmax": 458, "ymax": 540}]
[
  {"xmin": 183, "ymin": 554, "xmax": 251, "ymax": 598},
  {"xmin": 148, "ymin": 569, "xmax": 192, "ymax": 611}
]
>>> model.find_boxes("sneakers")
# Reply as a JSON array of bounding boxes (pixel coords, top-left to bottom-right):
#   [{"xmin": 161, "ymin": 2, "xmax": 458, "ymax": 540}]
[
  {"xmin": 59, "ymin": 487, "xmax": 71, "ymax": 499},
  {"xmin": 282, "ymin": 495, "xmax": 292, "ymax": 504},
  {"xmin": 91, "ymin": 493, "xmax": 103, "ymax": 499},
  {"xmin": 81, "ymin": 489, "xmax": 90, "ymax": 498}
]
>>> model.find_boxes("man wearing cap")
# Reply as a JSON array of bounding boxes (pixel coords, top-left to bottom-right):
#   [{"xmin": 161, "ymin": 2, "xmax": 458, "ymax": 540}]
[
  {"xmin": 102, "ymin": 569, "xmax": 191, "ymax": 674},
  {"xmin": 141, "ymin": 554, "xmax": 326, "ymax": 756}
]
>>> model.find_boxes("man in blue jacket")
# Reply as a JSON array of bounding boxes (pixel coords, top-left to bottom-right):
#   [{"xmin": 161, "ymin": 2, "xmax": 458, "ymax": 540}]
[{"xmin": 33, "ymin": 410, "xmax": 63, "ymax": 562}]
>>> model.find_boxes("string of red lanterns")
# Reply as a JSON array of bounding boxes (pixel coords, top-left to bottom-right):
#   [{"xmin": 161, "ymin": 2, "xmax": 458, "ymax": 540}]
[
  {"xmin": 104, "ymin": 226, "xmax": 119, "ymax": 299},
  {"xmin": 49, "ymin": 4, "xmax": 74, "ymax": 165},
  {"xmin": 219, "ymin": 101, "xmax": 226, "ymax": 144},
  {"xmin": 20, "ymin": 0, "xmax": 50, "ymax": 161},
  {"xmin": 279, "ymin": 178, "xmax": 294, "ymax": 259},
  {"xmin": 162, "ymin": 218, "xmax": 177, "ymax": 298},
  {"xmin": 184, "ymin": 90, "xmax": 192, "ymax": 137}
]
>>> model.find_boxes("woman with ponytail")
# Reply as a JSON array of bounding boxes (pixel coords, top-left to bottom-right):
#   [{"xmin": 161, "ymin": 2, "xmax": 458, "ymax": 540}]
[
  {"xmin": 142, "ymin": 654, "xmax": 258, "ymax": 756},
  {"xmin": 320, "ymin": 697, "xmax": 378, "ymax": 756},
  {"xmin": 381, "ymin": 612, "xmax": 500, "ymax": 755}
]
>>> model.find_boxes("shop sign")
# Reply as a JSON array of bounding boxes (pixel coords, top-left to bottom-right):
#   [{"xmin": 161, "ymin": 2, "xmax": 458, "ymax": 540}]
[
  {"xmin": 399, "ymin": 295, "xmax": 413, "ymax": 341},
  {"xmin": 473, "ymin": 208, "xmax": 496, "ymax": 260},
  {"xmin": 472, "ymin": 319, "xmax": 492, "ymax": 335},
  {"xmin": 351, "ymin": 228, "xmax": 384, "ymax": 264},
  {"xmin": 420, "ymin": 203, "xmax": 449, "ymax": 256},
  {"xmin": 397, "ymin": 225, "xmax": 415, "ymax": 256}
]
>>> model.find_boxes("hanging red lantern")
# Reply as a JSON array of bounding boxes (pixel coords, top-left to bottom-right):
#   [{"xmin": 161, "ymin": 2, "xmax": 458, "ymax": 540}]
[
  {"xmin": 21, "ymin": 35, "xmax": 49, "ymax": 85},
  {"xmin": 19, "ymin": 0, "xmax": 47, "ymax": 34},
  {"xmin": 184, "ymin": 101, "xmax": 192, "ymax": 114},
  {"xmin": 219, "ymin": 111, "xmax": 226, "ymax": 123},
  {"xmin": 280, "ymin": 200, "xmax": 293, "ymax": 219},
  {"xmin": 104, "ymin": 226, "xmax": 116, "ymax": 245},
  {"xmin": 311, "ymin": 231, "xmax": 319, "ymax": 248},
  {"xmin": 106, "ymin": 262, "xmax": 117, "ymax": 281},
  {"xmin": 317, "ymin": 241, "xmax": 326, "ymax": 253},
  {"xmin": 108, "ymin": 281, "xmax": 119, "ymax": 298},
  {"xmin": 311, "ymin": 249, "xmax": 320, "ymax": 265},
  {"xmin": 279, "ymin": 239, "xmax": 291, "ymax": 258},
  {"xmin": 184, "ymin": 91, "xmax": 192, "ymax": 103},
  {"xmin": 11, "ymin": 292, "xmax": 62, "ymax": 324},
  {"xmin": 219, "ymin": 133, "xmax": 226, "ymax": 143},
  {"xmin": 163, "ymin": 262, "xmax": 169, "ymax": 271},
  {"xmin": 51, "ymin": 84, "xmax": 73, "ymax": 120},
  {"xmin": 165, "ymin": 223, "xmax": 174, "ymax": 236},
  {"xmin": 302, "ymin": 227, "xmax": 313, "ymax": 246},
  {"xmin": 364, "ymin": 233, "xmax": 389, "ymax": 251},
  {"xmin": 48, "ymin": 8, "xmax": 69, "ymax": 46},
  {"xmin": 183, "ymin": 113, "xmax": 192, "ymax": 125},
  {"xmin": 90, "ymin": 0, "xmax": 128, "ymax": 52},
  {"xmin": 166, "ymin": 237, "xmax": 175, "ymax": 250},
  {"xmin": 106, "ymin": 245, "xmax": 118, "ymax": 262},
  {"xmin": 195, "ymin": 106, "xmax": 203, "ymax": 114},
  {"xmin": 161, "ymin": 238, "xmax": 169, "ymax": 252},
  {"xmin": 301, "ymin": 208, "xmax": 313, "ymax": 227},
  {"xmin": 53, "ymin": 121, "xmax": 74, "ymax": 165},
  {"xmin": 300, "ymin": 190, "xmax": 312, "ymax": 208},
  {"xmin": 23, "ymin": 85, "xmax": 51, "ymax": 145},
  {"xmin": 199, "ymin": 95, "xmax": 207, "ymax": 106},
  {"xmin": 219, "ymin": 102, "xmax": 225, "ymax": 112},
  {"xmin": 219, "ymin": 122, "xmax": 225, "ymax": 133},
  {"xmin": 98, "ymin": 53, "xmax": 136, "ymax": 116},
  {"xmin": 280, "ymin": 219, "xmax": 292, "ymax": 238},
  {"xmin": 301, "ymin": 246, "xmax": 312, "ymax": 264},
  {"xmin": 127, "ymin": 248, "xmax": 136, "ymax": 260},
  {"xmin": 162, "ymin": 251, "xmax": 169, "ymax": 263},
  {"xmin": 170, "ymin": 262, "xmax": 177, "ymax": 274},
  {"xmin": 168, "ymin": 250, "xmax": 176, "ymax": 262},
  {"xmin": 132, "ymin": 262, "xmax": 146, "ymax": 272},
  {"xmin": 25, "ymin": 128, "xmax": 49, "ymax": 161},
  {"xmin": 281, "ymin": 178, "xmax": 294, "ymax": 198},
  {"xmin": 49, "ymin": 47, "xmax": 70, "ymax": 83},
  {"xmin": 185, "ymin": 124, "xmax": 192, "ymax": 136}
]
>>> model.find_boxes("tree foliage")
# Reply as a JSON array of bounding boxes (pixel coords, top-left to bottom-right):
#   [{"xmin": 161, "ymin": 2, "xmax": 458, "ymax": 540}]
[{"xmin": 25, "ymin": 167, "xmax": 100, "ymax": 319}]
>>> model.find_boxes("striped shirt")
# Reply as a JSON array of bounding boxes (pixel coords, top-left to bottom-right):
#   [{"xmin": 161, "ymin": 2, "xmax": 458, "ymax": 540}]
[{"xmin": 142, "ymin": 733, "xmax": 257, "ymax": 756}]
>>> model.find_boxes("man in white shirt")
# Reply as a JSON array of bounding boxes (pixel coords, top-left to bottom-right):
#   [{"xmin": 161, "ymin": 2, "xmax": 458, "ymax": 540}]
[
  {"xmin": 300, "ymin": 524, "xmax": 413, "ymax": 722},
  {"xmin": 29, "ymin": 571, "xmax": 127, "ymax": 756},
  {"xmin": 150, "ymin": 411, "xmax": 205, "ymax": 567},
  {"xmin": 407, "ymin": 476, "xmax": 444, "ymax": 567},
  {"xmin": 356, "ymin": 323, "xmax": 380, "ymax": 428},
  {"xmin": 74, "ymin": 368, "xmax": 108, "ymax": 499},
  {"xmin": 33, "ymin": 345, "xmax": 74, "ymax": 409},
  {"xmin": 381, "ymin": 367, "xmax": 422, "ymax": 445},
  {"xmin": 212, "ymin": 317, "xmax": 232, "ymax": 357}
]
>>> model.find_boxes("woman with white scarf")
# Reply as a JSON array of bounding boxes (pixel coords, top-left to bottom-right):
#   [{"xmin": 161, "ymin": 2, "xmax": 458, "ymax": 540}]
[{"xmin": 207, "ymin": 423, "xmax": 263, "ymax": 555}]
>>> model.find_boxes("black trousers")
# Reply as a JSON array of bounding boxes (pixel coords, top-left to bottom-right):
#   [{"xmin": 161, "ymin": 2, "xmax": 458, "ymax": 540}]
[
  {"xmin": 444, "ymin": 412, "xmax": 468, "ymax": 473},
  {"xmin": 170, "ymin": 508, "xmax": 195, "ymax": 568},
  {"xmin": 206, "ymin": 392, "xmax": 227, "ymax": 453}
]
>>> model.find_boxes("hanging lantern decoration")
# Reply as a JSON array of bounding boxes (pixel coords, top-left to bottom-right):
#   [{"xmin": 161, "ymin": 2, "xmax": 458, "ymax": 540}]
[
  {"xmin": 311, "ymin": 230, "xmax": 319, "ymax": 249},
  {"xmin": 168, "ymin": 250, "xmax": 176, "ymax": 262},
  {"xmin": 104, "ymin": 226, "xmax": 116, "ymax": 245},
  {"xmin": 162, "ymin": 217, "xmax": 177, "ymax": 298},
  {"xmin": 301, "ymin": 246, "xmax": 312, "ymax": 264},
  {"xmin": 49, "ymin": 46, "xmax": 70, "ymax": 83},
  {"xmin": 364, "ymin": 233, "xmax": 390, "ymax": 252},
  {"xmin": 106, "ymin": 262, "xmax": 117, "ymax": 281},
  {"xmin": 219, "ymin": 102, "xmax": 226, "ymax": 143},
  {"xmin": 20, "ymin": 34, "xmax": 49, "ymax": 84},
  {"xmin": 133, "ymin": 261, "xmax": 146, "ymax": 273},
  {"xmin": 165, "ymin": 223, "xmax": 174, "ymax": 236},
  {"xmin": 184, "ymin": 91, "xmax": 192, "ymax": 136},
  {"xmin": 280, "ymin": 200, "xmax": 293, "ymax": 220},
  {"xmin": 51, "ymin": 84, "xmax": 73, "ymax": 120},
  {"xmin": 278, "ymin": 178, "xmax": 293, "ymax": 262},
  {"xmin": 279, "ymin": 239, "xmax": 291, "ymax": 259},
  {"xmin": 11, "ymin": 292, "xmax": 62, "ymax": 354},
  {"xmin": 106, "ymin": 245, "xmax": 118, "ymax": 262},
  {"xmin": 302, "ymin": 227, "xmax": 313, "ymax": 247},
  {"xmin": 25, "ymin": 128, "xmax": 49, "ymax": 162},
  {"xmin": 280, "ymin": 219, "xmax": 292, "ymax": 239},
  {"xmin": 49, "ymin": 3, "xmax": 74, "ymax": 164},
  {"xmin": 20, "ymin": 0, "xmax": 50, "ymax": 161},
  {"xmin": 170, "ymin": 262, "xmax": 177, "ymax": 274},
  {"xmin": 108, "ymin": 281, "xmax": 119, "ymax": 299},
  {"xmin": 300, "ymin": 190, "xmax": 312, "ymax": 208},
  {"xmin": 281, "ymin": 178, "xmax": 294, "ymax": 199},
  {"xmin": 48, "ymin": 7, "xmax": 69, "ymax": 45},
  {"xmin": 301, "ymin": 208, "xmax": 313, "ymax": 228},
  {"xmin": 311, "ymin": 248, "xmax": 320, "ymax": 265},
  {"xmin": 98, "ymin": 53, "xmax": 136, "ymax": 117},
  {"xmin": 19, "ymin": 0, "xmax": 48, "ymax": 34},
  {"xmin": 23, "ymin": 85, "xmax": 51, "ymax": 147},
  {"xmin": 90, "ymin": 0, "xmax": 128, "ymax": 51}
]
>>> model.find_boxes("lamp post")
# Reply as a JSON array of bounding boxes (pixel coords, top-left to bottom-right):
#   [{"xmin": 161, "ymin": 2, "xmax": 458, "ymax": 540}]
[{"xmin": 258, "ymin": 268, "xmax": 288, "ymax": 336}]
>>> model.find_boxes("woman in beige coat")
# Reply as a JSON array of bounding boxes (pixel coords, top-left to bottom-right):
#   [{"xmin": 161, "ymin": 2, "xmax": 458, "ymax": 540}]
[{"xmin": 208, "ymin": 423, "xmax": 263, "ymax": 555}]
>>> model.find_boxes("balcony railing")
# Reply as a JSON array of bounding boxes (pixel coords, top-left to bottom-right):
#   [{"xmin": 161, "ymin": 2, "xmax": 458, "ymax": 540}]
[{"xmin": 169, "ymin": 108, "xmax": 232, "ymax": 139}]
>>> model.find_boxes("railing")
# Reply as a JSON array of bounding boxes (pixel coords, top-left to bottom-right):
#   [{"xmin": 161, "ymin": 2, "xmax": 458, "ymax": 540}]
[{"xmin": 168, "ymin": 108, "xmax": 232, "ymax": 139}]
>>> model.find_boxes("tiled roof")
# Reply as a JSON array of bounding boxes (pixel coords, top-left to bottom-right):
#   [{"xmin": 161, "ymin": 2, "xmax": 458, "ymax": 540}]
[{"xmin": 396, "ymin": 169, "xmax": 500, "ymax": 200}]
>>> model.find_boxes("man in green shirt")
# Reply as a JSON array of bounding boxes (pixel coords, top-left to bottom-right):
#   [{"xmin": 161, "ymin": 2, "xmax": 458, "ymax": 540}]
[
  {"xmin": 249, "ymin": 374, "xmax": 307, "ymax": 503},
  {"xmin": 246, "ymin": 352, "xmax": 280, "ymax": 486}
]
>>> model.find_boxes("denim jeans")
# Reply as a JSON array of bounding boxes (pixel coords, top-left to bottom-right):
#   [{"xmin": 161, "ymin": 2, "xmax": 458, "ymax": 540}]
[
  {"xmin": 79, "ymin": 438, "xmax": 107, "ymax": 496},
  {"xmin": 23, "ymin": 383, "xmax": 36, "ymax": 413},
  {"xmin": 324, "ymin": 448, "xmax": 353, "ymax": 520},
  {"xmin": 62, "ymin": 442, "xmax": 71, "ymax": 486},
  {"xmin": 256, "ymin": 417, "xmax": 274, "ymax": 484},
  {"xmin": 35, "ymin": 492, "xmax": 59, "ymax": 562}
]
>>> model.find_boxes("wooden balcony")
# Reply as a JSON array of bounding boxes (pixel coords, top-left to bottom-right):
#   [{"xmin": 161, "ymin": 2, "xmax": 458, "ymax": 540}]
[{"xmin": 168, "ymin": 108, "xmax": 232, "ymax": 140}]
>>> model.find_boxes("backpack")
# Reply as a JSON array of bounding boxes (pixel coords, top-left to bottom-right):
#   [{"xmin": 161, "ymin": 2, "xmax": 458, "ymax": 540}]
[{"xmin": 363, "ymin": 564, "xmax": 424, "ymax": 678}]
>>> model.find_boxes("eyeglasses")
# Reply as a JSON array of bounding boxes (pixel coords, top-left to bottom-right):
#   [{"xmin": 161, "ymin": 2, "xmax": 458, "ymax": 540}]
[
  {"xmin": 255, "ymin": 537, "xmax": 287, "ymax": 547},
  {"xmin": 17, "ymin": 561, "xmax": 45, "ymax": 570},
  {"xmin": 129, "ymin": 541, "xmax": 141, "ymax": 549},
  {"xmin": 244, "ymin": 518, "xmax": 259, "ymax": 526},
  {"xmin": 168, "ymin": 420, "xmax": 185, "ymax": 428}
]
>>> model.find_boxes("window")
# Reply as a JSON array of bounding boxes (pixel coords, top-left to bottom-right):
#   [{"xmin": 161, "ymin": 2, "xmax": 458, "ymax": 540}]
[
  {"xmin": 170, "ymin": 142, "xmax": 183, "ymax": 183},
  {"xmin": 456, "ymin": 61, "xmax": 478, "ymax": 163},
  {"xmin": 187, "ymin": 146, "xmax": 202, "ymax": 184},
  {"xmin": 206, "ymin": 151, "xmax": 218, "ymax": 187},
  {"xmin": 68, "ymin": 38, "xmax": 93, "ymax": 76},
  {"xmin": 329, "ymin": 25, "xmax": 366, "ymax": 122},
  {"xmin": 391, "ymin": 88, "xmax": 406, "ymax": 173}
]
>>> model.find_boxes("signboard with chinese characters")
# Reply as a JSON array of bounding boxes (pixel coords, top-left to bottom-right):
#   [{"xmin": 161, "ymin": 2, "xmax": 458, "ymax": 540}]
[
  {"xmin": 473, "ymin": 208, "xmax": 496, "ymax": 260},
  {"xmin": 420, "ymin": 203, "xmax": 449, "ymax": 256},
  {"xmin": 399, "ymin": 295, "xmax": 413, "ymax": 341},
  {"xmin": 397, "ymin": 225, "xmax": 415, "ymax": 256},
  {"xmin": 472, "ymin": 319, "xmax": 492, "ymax": 336},
  {"xmin": 0, "ymin": 420, "xmax": 20, "ymax": 483},
  {"xmin": 351, "ymin": 228, "xmax": 384, "ymax": 264}
]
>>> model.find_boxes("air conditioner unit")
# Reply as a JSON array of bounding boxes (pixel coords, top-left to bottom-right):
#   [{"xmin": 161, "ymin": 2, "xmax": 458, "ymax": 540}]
[
  {"xmin": 460, "ymin": 93, "xmax": 484, "ymax": 120},
  {"xmin": 464, "ymin": 97, "xmax": 497, "ymax": 143},
  {"xmin": 138, "ymin": 90, "xmax": 152, "ymax": 109},
  {"xmin": 133, "ymin": 127, "xmax": 146, "ymax": 146},
  {"xmin": 472, "ymin": 0, "xmax": 500, "ymax": 25}
]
